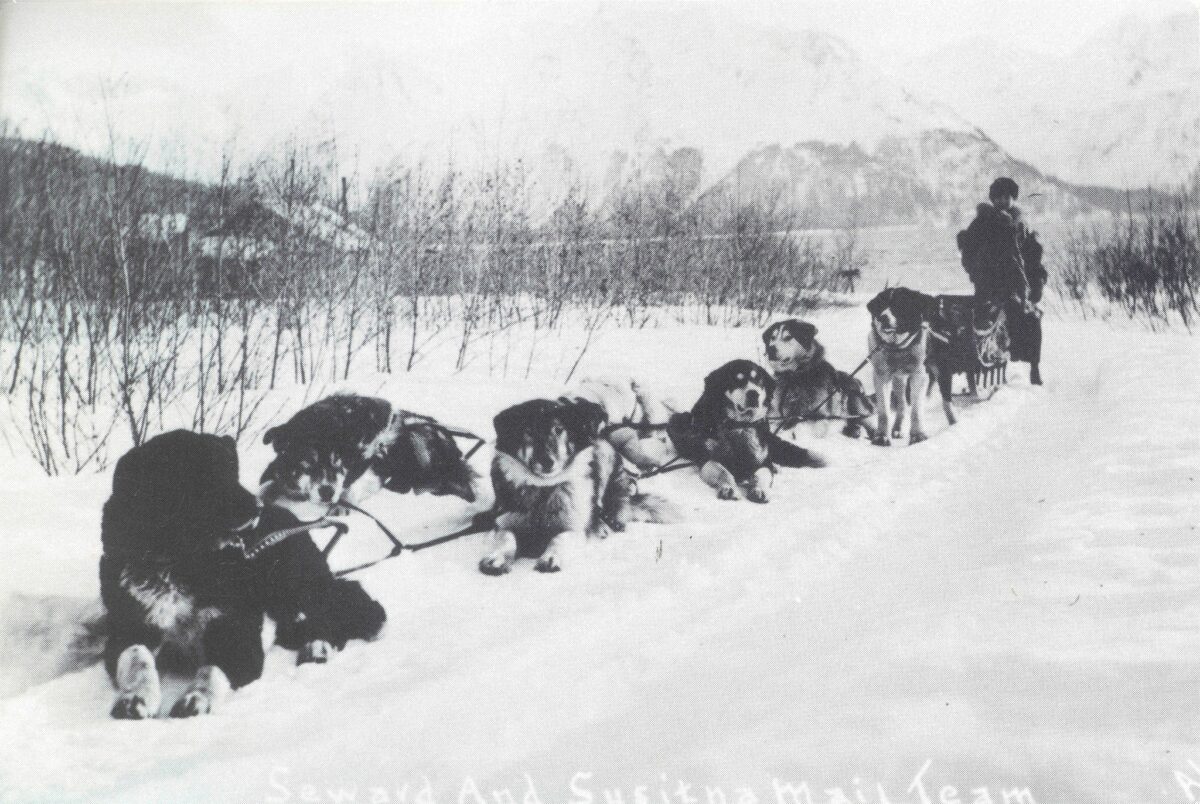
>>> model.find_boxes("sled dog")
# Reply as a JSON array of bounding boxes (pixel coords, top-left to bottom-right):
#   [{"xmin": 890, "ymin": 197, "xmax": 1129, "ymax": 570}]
[
  {"xmin": 101, "ymin": 430, "xmax": 385, "ymax": 719},
  {"xmin": 260, "ymin": 394, "xmax": 477, "ymax": 514},
  {"xmin": 761, "ymin": 318, "xmax": 875, "ymax": 438},
  {"xmin": 668, "ymin": 360, "xmax": 824, "ymax": 503},
  {"xmin": 560, "ymin": 376, "xmax": 677, "ymax": 471},
  {"xmin": 479, "ymin": 398, "xmax": 676, "ymax": 575},
  {"xmin": 866, "ymin": 287, "xmax": 956, "ymax": 445}
]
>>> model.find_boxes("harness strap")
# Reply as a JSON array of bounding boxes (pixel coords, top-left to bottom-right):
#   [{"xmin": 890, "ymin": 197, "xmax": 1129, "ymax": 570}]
[
  {"xmin": 242, "ymin": 518, "xmax": 350, "ymax": 560},
  {"xmin": 393, "ymin": 411, "xmax": 487, "ymax": 461}
]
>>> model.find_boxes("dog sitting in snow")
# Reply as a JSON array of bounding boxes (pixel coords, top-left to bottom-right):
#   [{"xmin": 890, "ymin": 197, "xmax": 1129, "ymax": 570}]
[
  {"xmin": 559, "ymin": 376, "xmax": 677, "ymax": 472},
  {"xmin": 668, "ymin": 360, "xmax": 824, "ymax": 503},
  {"xmin": 761, "ymin": 319, "xmax": 875, "ymax": 438},
  {"xmin": 100, "ymin": 430, "xmax": 385, "ymax": 719},
  {"xmin": 866, "ymin": 287, "xmax": 956, "ymax": 446},
  {"xmin": 479, "ymin": 398, "xmax": 676, "ymax": 575},
  {"xmin": 260, "ymin": 394, "xmax": 477, "ymax": 515}
]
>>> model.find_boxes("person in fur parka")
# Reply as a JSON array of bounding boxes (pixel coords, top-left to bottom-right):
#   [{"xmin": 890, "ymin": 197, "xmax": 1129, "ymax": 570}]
[{"xmin": 956, "ymin": 177, "xmax": 1047, "ymax": 383}]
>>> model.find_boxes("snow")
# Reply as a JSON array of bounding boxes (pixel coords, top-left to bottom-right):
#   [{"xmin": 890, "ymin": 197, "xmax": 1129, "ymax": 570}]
[{"xmin": 1, "ymin": 301, "xmax": 1197, "ymax": 803}]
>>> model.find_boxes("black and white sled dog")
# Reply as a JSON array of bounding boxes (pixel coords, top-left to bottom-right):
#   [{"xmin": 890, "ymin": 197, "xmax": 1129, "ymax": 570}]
[
  {"xmin": 866, "ymin": 287, "xmax": 956, "ymax": 446},
  {"xmin": 101, "ymin": 430, "xmax": 385, "ymax": 719},
  {"xmin": 668, "ymin": 360, "xmax": 824, "ymax": 503},
  {"xmin": 479, "ymin": 398, "xmax": 677, "ymax": 575},
  {"xmin": 260, "ymin": 394, "xmax": 478, "ymax": 514},
  {"xmin": 761, "ymin": 319, "xmax": 875, "ymax": 438},
  {"xmin": 560, "ymin": 376, "xmax": 677, "ymax": 472}
]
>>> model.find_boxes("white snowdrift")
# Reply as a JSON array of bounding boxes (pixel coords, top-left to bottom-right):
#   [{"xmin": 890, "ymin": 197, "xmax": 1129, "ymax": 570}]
[{"xmin": 0, "ymin": 308, "xmax": 1197, "ymax": 804}]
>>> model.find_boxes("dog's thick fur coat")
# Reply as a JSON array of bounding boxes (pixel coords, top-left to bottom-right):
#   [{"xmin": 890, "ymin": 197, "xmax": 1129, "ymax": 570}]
[
  {"xmin": 762, "ymin": 319, "xmax": 875, "ymax": 437},
  {"xmin": 560, "ymin": 376, "xmax": 677, "ymax": 471},
  {"xmin": 260, "ymin": 394, "xmax": 477, "ymax": 513},
  {"xmin": 866, "ymin": 287, "xmax": 957, "ymax": 445},
  {"xmin": 668, "ymin": 360, "xmax": 823, "ymax": 502},
  {"xmin": 101, "ymin": 430, "xmax": 385, "ymax": 719},
  {"xmin": 479, "ymin": 398, "xmax": 673, "ymax": 574}
]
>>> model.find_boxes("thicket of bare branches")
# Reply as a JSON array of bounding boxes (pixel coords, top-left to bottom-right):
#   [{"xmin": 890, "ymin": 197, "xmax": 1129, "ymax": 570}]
[
  {"xmin": 1058, "ymin": 181, "xmax": 1200, "ymax": 330},
  {"xmin": 0, "ymin": 130, "xmax": 861, "ymax": 474}
]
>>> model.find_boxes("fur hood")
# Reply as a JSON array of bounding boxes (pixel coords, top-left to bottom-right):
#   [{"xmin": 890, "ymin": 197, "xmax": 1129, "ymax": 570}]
[{"xmin": 974, "ymin": 202, "xmax": 1024, "ymax": 226}]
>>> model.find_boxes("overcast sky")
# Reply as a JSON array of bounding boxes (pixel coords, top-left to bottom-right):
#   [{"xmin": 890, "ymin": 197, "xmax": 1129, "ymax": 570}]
[
  {"xmin": 1, "ymin": 0, "xmax": 1196, "ymax": 181},
  {"xmin": 3, "ymin": 0, "xmax": 1196, "ymax": 82}
]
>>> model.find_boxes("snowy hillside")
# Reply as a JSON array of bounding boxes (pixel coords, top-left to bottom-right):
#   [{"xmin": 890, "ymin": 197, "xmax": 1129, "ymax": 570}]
[
  {"xmin": 906, "ymin": 5, "xmax": 1200, "ymax": 187},
  {"xmin": 699, "ymin": 130, "xmax": 1109, "ymax": 227},
  {"xmin": 1, "ymin": 303, "xmax": 1198, "ymax": 803}
]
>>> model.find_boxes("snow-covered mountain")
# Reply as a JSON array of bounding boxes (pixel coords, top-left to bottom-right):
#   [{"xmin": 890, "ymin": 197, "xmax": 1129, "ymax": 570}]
[
  {"xmin": 700, "ymin": 129, "xmax": 1121, "ymax": 228},
  {"xmin": 904, "ymin": 5, "xmax": 1200, "ymax": 187},
  {"xmin": 3, "ymin": 2, "xmax": 1188, "ymax": 218},
  {"xmin": 0, "ymin": 5, "xmax": 973, "ymax": 192}
]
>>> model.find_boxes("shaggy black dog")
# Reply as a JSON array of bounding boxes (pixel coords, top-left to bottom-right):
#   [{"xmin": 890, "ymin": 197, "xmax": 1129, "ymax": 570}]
[
  {"xmin": 101, "ymin": 430, "xmax": 385, "ymax": 719},
  {"xmin": 668, "ymin": 359, "xmax": 823, "ymax": 503},
  {"xmin": 260, "ymin": 394, "xmax": 477, "ymax": 513}
]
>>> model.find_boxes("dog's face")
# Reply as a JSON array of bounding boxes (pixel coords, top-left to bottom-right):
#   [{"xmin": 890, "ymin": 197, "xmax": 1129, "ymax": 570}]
[
  {"xmin": 260, "ymin": 441, "xmax": 348, "ymax": 506},
  {"xmin": 762, "ymin": 319, "xmax": 819, "ymax": 371},
  {"xmin": 704, "ymin": 360, "xmax": 774, "ymax": 423},
  {"xmin": 106, "ymin": 430, "xmax": 260, "ymax": 554},
  {"xmin": 493, "ymin": 398, "xmax": 606, "ymax": 477},
  {"xmin": 867, "ymin": 287, "xmax": 939, "ymax": 344},
  {"xmin": 385, "ymin": 422, "xmax": 477, "ymax": 502}
]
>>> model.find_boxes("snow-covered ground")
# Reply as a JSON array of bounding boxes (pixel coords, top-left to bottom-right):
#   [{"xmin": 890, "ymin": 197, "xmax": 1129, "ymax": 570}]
[{"xmin": 1, "ymin": 305, "xmax": 1198, "ymax": 804}]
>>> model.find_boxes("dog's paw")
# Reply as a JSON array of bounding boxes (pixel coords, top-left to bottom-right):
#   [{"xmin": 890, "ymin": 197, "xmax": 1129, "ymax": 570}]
[
  {"xmin": 535, "ymin": 553, "xmax": 562, "ymax": 573},
  {"xmin": 910, "ymin": 430, "xmax": 928, "ymax": 445},
  {"xmin": 717, "ymin": 485, "xmax": 741, "ymax": 501},
  {"xmin": 479, "ymin": 555, "xmax": 513, "ymax": 576},
  {"xmin": 891, "ymin": 425, "xmax": 903, "ymax": 439},
  {"xmin": 298, "ymin": 640, "xmax": 336, "ymax": 665},
  {"xmin": 111, "ymin": 693, "xmax": 156, "ymax": 720},
  {"xmin": 170, "ymin": 690, "xmax": 214, "ymax": 718},
  {"xmin": 747, "ymin": 486, "xmax": 769, "ymax": 504},
  {"xmin": 841, "ymin": 422, "xmax": 864, "ymax": 439},
  {"xmin": 872, "ymin": 434, "xmax": 892, "ymax": 447}
]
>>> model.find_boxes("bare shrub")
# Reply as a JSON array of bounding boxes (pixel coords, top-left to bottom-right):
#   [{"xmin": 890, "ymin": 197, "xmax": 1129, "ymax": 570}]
[
  {"xmin": 1, "ymin": 128, "xmax": 866, "ymax": 474},
  {"xmin": 1058, "ymin": 182, "xmax": 1200, "ymax": 330}
]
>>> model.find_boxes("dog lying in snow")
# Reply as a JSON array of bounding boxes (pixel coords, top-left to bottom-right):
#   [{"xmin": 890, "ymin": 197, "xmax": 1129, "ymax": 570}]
[
  {"xmin": 559, "ymin": 376, "xmax": 677, "ymax": 471},
  {"xmin": 478, "ymin": 398, "xmax": 676, "ymax": 575},
  {"xmin": 668, "ymin": 360, "xmax": 824, "ymax": 503},
  {"xmin": 260, "ymin": 394, "xmax": 478, "ymax": 515},
  {"xmin": 100, "ymin": 430, "xmax": 385, "ymax": 719},
  {"xmin": 866, "ymin": 287, "xmax": 957, "ymax": 445},
  {"xmin": 761, "ymin": 318, "xmax": 875, "ymax": 438}
]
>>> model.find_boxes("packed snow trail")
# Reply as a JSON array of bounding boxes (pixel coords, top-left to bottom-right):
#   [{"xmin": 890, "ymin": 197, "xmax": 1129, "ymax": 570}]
[{"xmin": 0, "ymin": 316, "xmax": 1197, "ymax": 804}]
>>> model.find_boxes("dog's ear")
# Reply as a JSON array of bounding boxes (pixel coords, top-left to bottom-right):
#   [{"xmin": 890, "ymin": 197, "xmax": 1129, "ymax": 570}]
[
  {"xmin": 263, "ymin": 426, "xmax": 283, "ymax": 447},
  {"xmin": 866, "ymin": 289, "xmax": 891, "ymax": 319},
  {"xmin": 794, "ymin": 321, "xmax": 817, "ymax": 345},
  {"xmin": 492, "ymin": 405, "xmax": 522, "ymax": 445},
  {"xmin": 892, "ymin": 288, "xmax": 936, "ymax": 327},
  {"xmin": 693, "ymin": 363, "xmax": 734, "ymax": 427},
  {"xmin": 702, "ymin": 363, "xmax": 732, "ymax": 395},
  {"xmin": 559, "ymin": 399, "xmax": 607, "ymax": 447}
]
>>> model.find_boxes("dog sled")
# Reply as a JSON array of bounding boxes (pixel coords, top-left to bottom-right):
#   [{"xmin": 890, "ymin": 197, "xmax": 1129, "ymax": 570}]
[{"xmin": 931, "ymin": 294, "xmax": 1010, "ymax": 396}]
